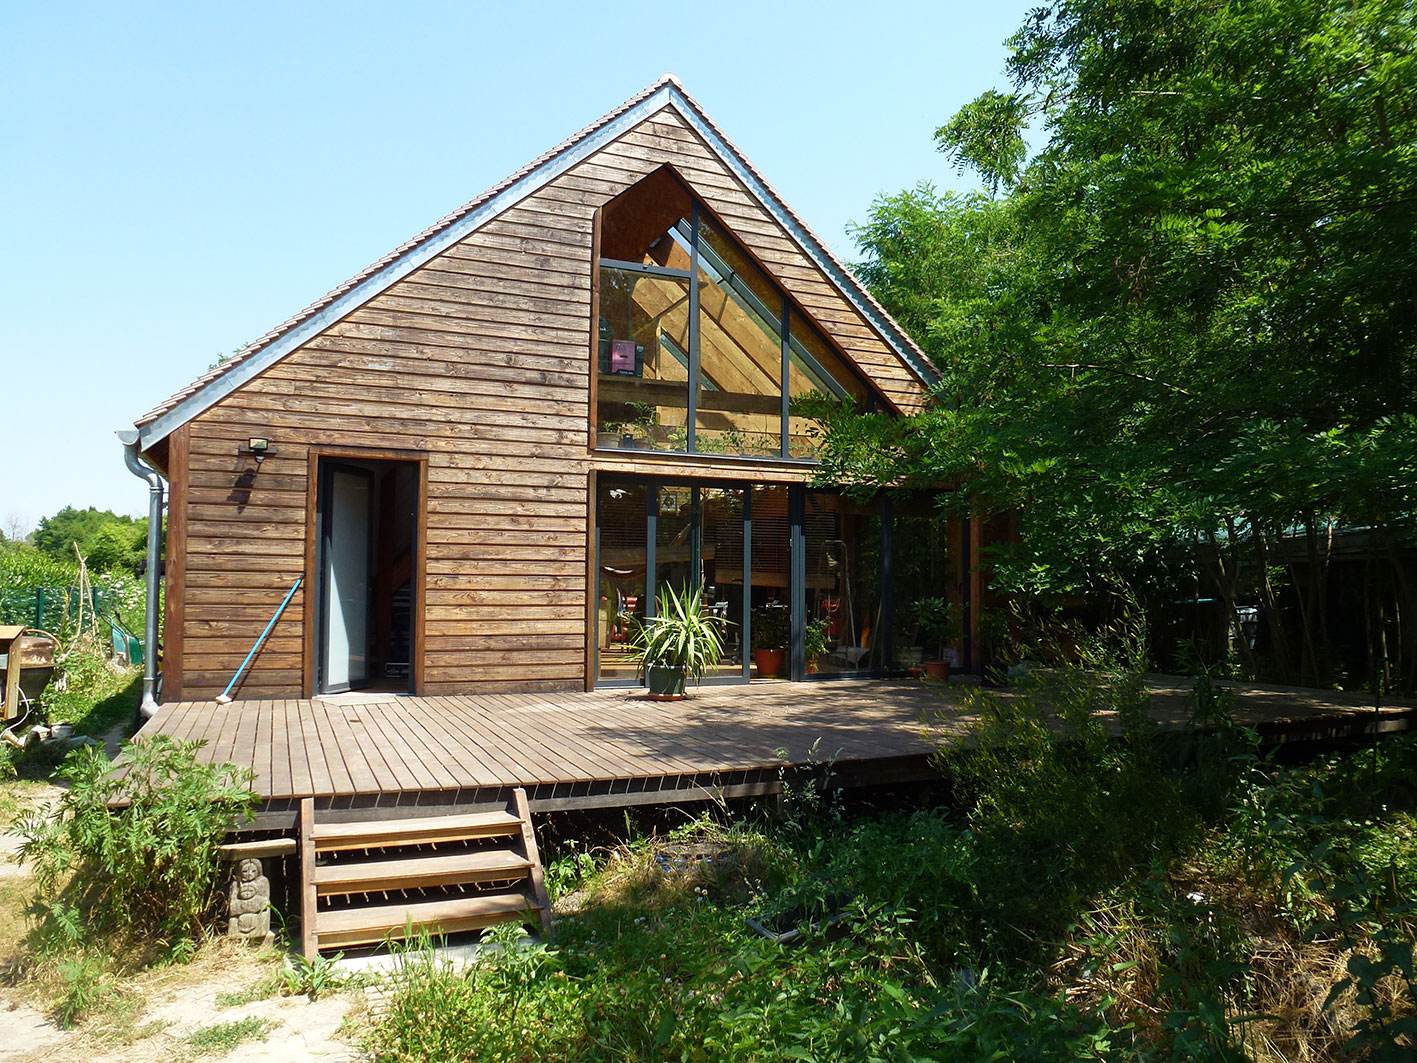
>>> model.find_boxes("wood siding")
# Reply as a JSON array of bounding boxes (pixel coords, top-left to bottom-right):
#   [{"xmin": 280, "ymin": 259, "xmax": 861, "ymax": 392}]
[{"xmin": 170, "ymin": 104, "xmax": 928, "ymax": 700}]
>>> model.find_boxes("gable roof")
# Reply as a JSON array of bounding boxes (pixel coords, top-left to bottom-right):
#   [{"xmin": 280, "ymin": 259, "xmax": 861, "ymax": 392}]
[{"xmin": 133, "ymin": 74, "xmax": 937, "ymax": 450}]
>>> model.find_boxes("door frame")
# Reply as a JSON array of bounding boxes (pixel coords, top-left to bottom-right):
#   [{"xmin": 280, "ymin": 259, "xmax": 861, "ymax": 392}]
[{"xmin": 303, "ymin": 446, "xmax": 428, "ymax": 698}]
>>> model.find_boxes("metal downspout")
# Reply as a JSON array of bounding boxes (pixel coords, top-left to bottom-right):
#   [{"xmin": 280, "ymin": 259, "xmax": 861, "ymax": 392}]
[{"xmin": 116, "ymin": 430, "xmax": 163, "ymax": 719}]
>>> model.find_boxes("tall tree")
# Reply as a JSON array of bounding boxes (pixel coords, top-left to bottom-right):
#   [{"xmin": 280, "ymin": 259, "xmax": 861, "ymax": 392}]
[
  {"xmin": 825, "ymin": 0, "xmax": 1417, "ymax": 689},
  {"xmin": 33, "ymin": 507, "xmax": 147, "ymax": 572}
]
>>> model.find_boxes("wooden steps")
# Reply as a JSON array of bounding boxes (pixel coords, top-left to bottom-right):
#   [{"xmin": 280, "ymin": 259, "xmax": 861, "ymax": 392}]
[
  {"xmin": 315, "ymin": 849, "xmax": 533, "ymax": 895},
  {"xmin": 315, "ymin": 891, "xmax": 539, "ymax": 950},
  {"xmin": 298, "ymin": 790, "xmax": 551, "ymax": 956},
  {"xmin": 313, "ymin": 810, "xmax": 523, "ymax": 851}
]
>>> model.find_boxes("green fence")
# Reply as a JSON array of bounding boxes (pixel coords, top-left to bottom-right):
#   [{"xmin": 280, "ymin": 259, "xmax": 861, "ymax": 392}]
[{"xmin": 0, "ymin": 587, "xmax": 140, "ymax": 662}]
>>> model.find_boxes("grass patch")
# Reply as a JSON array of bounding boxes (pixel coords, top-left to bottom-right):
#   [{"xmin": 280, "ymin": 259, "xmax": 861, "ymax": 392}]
[
  {"xmin": 185, "ymin": 1015, "xmax": 278, "ymax": 1054},
  {"xmin": 215, "ymin": 975, "xmax": 283, "ymax": 1008},
  {"xmin": 44, "ymin": 647, "xmax": 140, "ymax": 739}
]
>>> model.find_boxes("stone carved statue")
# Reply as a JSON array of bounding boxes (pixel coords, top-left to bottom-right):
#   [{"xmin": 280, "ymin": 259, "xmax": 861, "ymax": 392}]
[{"xmin": 227, "ymin": 857, "xmax": 274, "ymax": 945}]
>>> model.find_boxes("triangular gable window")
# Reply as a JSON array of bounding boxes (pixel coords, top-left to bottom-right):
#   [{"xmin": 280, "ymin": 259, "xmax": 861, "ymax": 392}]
[{"xmin": 596, "ymin": 167, "xmax": 874, "ymax": 458}]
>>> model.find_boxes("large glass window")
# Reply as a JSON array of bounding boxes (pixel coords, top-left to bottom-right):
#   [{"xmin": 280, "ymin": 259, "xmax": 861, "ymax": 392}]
[
  {"xmin": 595, "ymin": 168, "xmax": 873, "ymax": 459},
  {"xmin": 890, "ymin": 496, "xmax": 959, "ymax": 669},
  {"xmin": 694, "ymin": 219, "xmax": 784, "ymax": 458},
  {"xmin": 596, "ymin": 478, "xmax": 917, "ymax": 686},
  {"xmin": 699, "ymin": 487, "xmax": 746, "ymax": 678}
]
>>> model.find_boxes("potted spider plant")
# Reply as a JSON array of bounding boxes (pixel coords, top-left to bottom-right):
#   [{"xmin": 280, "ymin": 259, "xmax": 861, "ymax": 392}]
[{"xmin": 627, "ymin": 584, "xmax": 727, "ymax": 700}]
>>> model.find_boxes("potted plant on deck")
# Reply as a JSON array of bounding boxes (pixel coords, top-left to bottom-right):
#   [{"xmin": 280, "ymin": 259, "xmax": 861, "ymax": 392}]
[
  {"xmin": 750, "ymin": 605, "xmax": 789, "ymax": 678},
  {"xmin": 627, "ymin": 584, "xmax": 726, "ymax": 700},
  {"xmin": 916, "ymin": 597, "xmax": 961, "ymax": 681}
]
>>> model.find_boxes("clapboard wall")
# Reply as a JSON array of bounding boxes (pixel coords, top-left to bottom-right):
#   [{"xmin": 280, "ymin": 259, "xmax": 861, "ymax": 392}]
[{"xmin": 160, "ymin": 105, "xmax": 930, "ymax": 700}]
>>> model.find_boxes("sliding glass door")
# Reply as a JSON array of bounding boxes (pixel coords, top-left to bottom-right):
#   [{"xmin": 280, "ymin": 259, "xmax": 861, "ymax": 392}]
[{"xmin": 594, "ymin": 477, "xmax": 907, "ymax": 687}]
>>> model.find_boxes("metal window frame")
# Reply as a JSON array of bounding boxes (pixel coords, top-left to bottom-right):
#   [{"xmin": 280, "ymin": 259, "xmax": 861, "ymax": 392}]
[{"xmin": 599, "ymin": 257, "xmax": 691, "ymax": 280}]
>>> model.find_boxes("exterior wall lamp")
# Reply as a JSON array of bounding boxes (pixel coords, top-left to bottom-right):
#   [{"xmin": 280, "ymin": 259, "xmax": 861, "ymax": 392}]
[{"xmin": 239, "ymin": 437, "xmax": 276, "ymax": 464}]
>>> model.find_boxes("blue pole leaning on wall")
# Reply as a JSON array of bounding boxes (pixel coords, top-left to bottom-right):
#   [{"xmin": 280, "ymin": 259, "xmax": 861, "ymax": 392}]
[{"xmin": 215, "ymin": 576, "xmax": 303, "ymax": 705}]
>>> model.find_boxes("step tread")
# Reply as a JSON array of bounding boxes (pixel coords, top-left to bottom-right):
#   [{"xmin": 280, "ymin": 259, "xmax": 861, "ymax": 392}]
[
  {"xmin": 315, "ymin": 890, "xmax": 537, "ymax": 939},
  {"xmin": 313, "ymin": 810, "xmax": 522, "ymax": 849},
  {"xmin": 315, "ymin": 849, "xmax": 532, "ymax": 893}
]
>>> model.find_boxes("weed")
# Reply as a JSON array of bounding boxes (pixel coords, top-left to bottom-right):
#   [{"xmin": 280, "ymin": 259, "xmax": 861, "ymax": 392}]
[
  {"xmin": 282, "ymin": 951, "xmax": 350, "ymax": 1000},
  {"xmin": 774, "ymin": 737, "xmax": 843, "ymax": 836},
  {"xmin": 13, "ymin": 735, "xmax": 256, "ymax": 956},
  {"xmin": 184, "ymin": 1016, "xmax": 277, "ymax": 1054},
  {"xmin": 52, "ymin": 952, "xmax": 118, "ymax": 1027},
  {"xmin": 545, "ymin": 838, "xmax": 597, "ymax": 901},
  {"xmin": 215, "ymin": 975, "xmax": 283, "ymax": 1007}
]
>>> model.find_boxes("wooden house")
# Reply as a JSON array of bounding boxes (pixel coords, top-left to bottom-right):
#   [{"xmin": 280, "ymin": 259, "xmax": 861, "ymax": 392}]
[{"xmin": 128, "ymin": 74, "xmax": 974, "ymax": 704}]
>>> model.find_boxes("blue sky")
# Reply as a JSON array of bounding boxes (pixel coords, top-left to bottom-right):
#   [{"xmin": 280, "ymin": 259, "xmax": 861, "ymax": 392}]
[{"xmin": 0, "ymin": 1, "xmax": 1032, "ymax": 531}]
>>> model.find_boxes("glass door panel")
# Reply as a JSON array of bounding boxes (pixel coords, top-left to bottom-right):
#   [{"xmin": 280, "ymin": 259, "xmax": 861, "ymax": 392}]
[
  {"xmin": 596, "ymin": 483, "xmax": 648, "ymax": 683},
  {"xmin": 654, "ymin": 484, "xmax": 695, "ymax": 601},
  {"xmin": 749, "ymin": 485, "xmax": 791, "ymax": 677},
  {"xmin": 889, "ymin": 497, "xmax": 956, "ymax": 669},
  {"xmin": 804, "ymin": 492, "xmax": 884, "ymax": 675},
  {"xmin": 321, "ymin": 466, "xmax": 372, "ymax": 693},
  {"xmin": 699, "ymin": 487, "xmax": 746, "ymax": 678}
]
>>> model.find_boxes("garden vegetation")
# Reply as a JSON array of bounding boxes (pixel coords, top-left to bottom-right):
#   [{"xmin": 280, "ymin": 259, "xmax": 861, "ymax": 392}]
[
  {"xmin": 810, "ymin": 0, "xmax": 1417, "ymax": 693},
  {"xmin": 363, "ymin": 657, "xmax": 1415, "ymax": 1061}
]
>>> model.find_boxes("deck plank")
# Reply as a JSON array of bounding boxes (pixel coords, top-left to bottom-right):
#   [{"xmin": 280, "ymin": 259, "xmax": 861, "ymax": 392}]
[
  {"xmin": 485, "ymin": 694, "xmax": 641, "ymax": 780},
  {"xmin": 270, "ymin": 700, "xmax": 294, "ymax": 800},
  {"xmin": 307, "ymin": 701, "xmax": 356, "ymax": 796},
  {"xmin": 319, "ymin": 701, "xmax": 384, "ymax": 795},
  {"xmin": 514, "ymin": 692, "xmax": 708, "ymax": 778},
  {"xmin": 287, "ymin": 702, "xmax": 316, "ymax": 799},
  {"xmin": 353, "ymin": 702, "xmax": 440, "ymax": 792},
  {"xmin": 130, "ymin": 679, "xmax": 1417, "ymax": 807},
  {"xmin": 388, "ymin": 696, "xmax": 497, "ymax": 789},
  {"xmin": 461, "ymin": 695, "xmax": 581, "ymax": 784},
  {"xmin": 209, "ymin": 701, "xmax": 243, "ymax": 768},
  {"xmin": 407, "ymin": 695, "xmax": 521, "ymax": 784}
]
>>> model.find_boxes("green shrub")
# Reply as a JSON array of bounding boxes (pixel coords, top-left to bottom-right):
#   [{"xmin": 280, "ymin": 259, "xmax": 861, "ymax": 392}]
[
  {"xmin": 14, "ymin": 735, "xmax": 256, "ymax": 953},
  {"xmin": 366, "ymin": 845, "xmax": 1122, "ymax": 1063},
  {"xmin": 52, "ymin": 953, "xmax": 119, "ymax": 1027}
]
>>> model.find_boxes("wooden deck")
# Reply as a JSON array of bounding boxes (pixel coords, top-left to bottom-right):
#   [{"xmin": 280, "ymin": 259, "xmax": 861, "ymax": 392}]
[{"xmin": 134, "ymin": 676, "xmax": 1417, "ymax": 815}]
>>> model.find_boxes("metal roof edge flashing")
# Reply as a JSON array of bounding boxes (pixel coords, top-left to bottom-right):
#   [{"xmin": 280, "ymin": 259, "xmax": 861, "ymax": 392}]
[{"xmin": 662, "ymin": 88, "xmax": 939, "ymax": 391}]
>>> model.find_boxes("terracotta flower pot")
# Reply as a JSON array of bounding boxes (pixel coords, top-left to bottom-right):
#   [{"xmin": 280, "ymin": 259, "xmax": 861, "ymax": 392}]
[
  {"xmin": 752, "ymin": 648, "xmax": 785, "ymax": 678},
  {"xmin": 923, "ymin": 660, "xmax": 951, "ymax": 681}
]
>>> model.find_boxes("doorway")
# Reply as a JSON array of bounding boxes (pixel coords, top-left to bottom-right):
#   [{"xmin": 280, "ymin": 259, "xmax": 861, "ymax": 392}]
[{"xmin": 314, "ymin": 457, "xmax": 419, "ymax": 694}]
